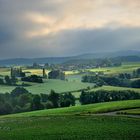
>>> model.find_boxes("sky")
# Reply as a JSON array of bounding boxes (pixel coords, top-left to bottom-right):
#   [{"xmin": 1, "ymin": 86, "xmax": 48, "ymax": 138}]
[{"xmin": 0, "ymin": 0, "xmax": 140, "ymax": 59}]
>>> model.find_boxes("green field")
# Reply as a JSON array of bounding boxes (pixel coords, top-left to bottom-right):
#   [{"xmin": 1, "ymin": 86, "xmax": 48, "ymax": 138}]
[
  {"xmin": 117, "ymin": 108, "xmax": 140, "ymax": 115},
  {"xmin": 92, "ymin": 85, "xmax": 140, "ymax": 92},
  {"xmin": 89, "ymin": 62, "xmax": 140, "ymax": 75},
  {"xmin": 2, "ymin": 100, "xmax": 140, "ymax": 118},
  {"xmin": 26, "ymin": 79, "xmax": 94, "ymax": 94},
  {"xmin": 0, "ymin": 100, "xmax": 140, "ymax": 140},
  {"xmin": 0, "ymin": 79, "xmax": 94, "ymax": 94},
  {"xmin": 0, "ymin": 68, "xmax": 10, "ymax": 76},
  {"xmin": 0, "ymin": 116, "xmax": 139, "ymax": 140},
  {"xmin": 71, "ymin": 86, "xmax": 140, "ymax": 98}
]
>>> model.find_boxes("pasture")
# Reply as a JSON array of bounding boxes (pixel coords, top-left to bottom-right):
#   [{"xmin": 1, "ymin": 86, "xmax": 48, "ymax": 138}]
[
  {"xmin": 92, "ymin": 85, "xmax": 140, "ymax": 92},
  {"xmin": 26, "ymin": 79, "xmax": 93, "ymax": 94},
  {"xmin": 0, "ymin": 79, "xmax": 94, "ymax": 94},
  {"xmin": 0, "ymin": 116, "xmax": 139, "ymax": 140},
  {"xmin": 0, "ymin": 100, "xmax": 140, "ymax": 140},
  {"xmin": 89, "ymin": 62, "xmax": 140, "ymax": 75}
]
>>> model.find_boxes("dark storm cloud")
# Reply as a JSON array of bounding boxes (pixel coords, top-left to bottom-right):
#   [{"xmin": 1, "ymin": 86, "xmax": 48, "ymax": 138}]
[
  {"xmin": 0, "ymin": 0, "xmax": 140, "ymax": 59},
  {"xmin": 46, "ymin": 27, "xmax": 140, "ymax": 55}
]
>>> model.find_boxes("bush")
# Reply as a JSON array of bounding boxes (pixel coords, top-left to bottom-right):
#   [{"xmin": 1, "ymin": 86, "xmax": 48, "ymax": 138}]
[
  {"xmin": 60, "ymin": 99, "xmax": 71, "ymax": 107},
  {"xmin": 48, "ymin": 90, "xmax": 59, "ymax": 108},
  {"xmin": 131, "ymin": 79, "xmax": 140, "ymax": 88},
  {"xmin": 45, "ymin": 101, "xmax": 54, "ymax": 109},
  {"xmin": 0, "ymin": 102, "xmax": 13, "ymax": 115},
  {"xmin": 13, "ymin": 105, "xmax": 22, "ymax": 113},
  {"xmin": 18, "ymin": 94, "xmax": 31, "ymax": 107},
  {"xmin": 11, "ymin": 87, "xmax": 29, "ymax": 97},
  {"xmin": 31, "ymin": 95, "xmax": 44, "ymax": 110},
  {"xmin": 60, "ymin": 92, "xmax": 75, "ymax": 106},
  {"xmin": 21, "ymin": 75, "xmax": 43, "ymax": 83}
]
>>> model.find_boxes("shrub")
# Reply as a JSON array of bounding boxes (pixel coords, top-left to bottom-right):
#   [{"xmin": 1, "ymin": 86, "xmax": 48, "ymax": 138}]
[{"xmin": 45, "ymin": 101, "xmax": 54, "ymax": 109}]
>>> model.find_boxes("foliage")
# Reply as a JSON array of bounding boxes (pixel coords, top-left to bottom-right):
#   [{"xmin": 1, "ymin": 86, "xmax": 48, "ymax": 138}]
[
  {"xmin": 131, "ymin": 79, "xmax": 140, "ymax": 88},
  {"xmin": 80, "ymin": 90, "xmax": 140, "ymax": 105},
  {"xmin": 60, "ymin": 92, "xmax": 75, "ymax": 107},
  {"xmin": 11, "ymin": 87, "xmax": 30, "ymax": 97},
  {"xmin": 48, "ymin": 90, "xmax": 60, "ymax": 108},
  {"xmin": 21, "ymin": 75, "xmax": 43, "ymax": 83},
  {"xmin": 45, "ymin": 101, "xmax": 54, "ymax": 109},
  {"xmin": 31, "ymin": 95, "xmax": 44, "ymax": 110},
  {"xmin": 48, "ymin": 70, "xmax": 65, "ymax": 80}
]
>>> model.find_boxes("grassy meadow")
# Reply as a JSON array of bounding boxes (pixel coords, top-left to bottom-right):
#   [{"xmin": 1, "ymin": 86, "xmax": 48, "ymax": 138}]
[
  {"xmin": 0, "ymin": 100, "xmax": 140, "ymax": 140},
  {"xmin": 89, "ymin": 62, "xmax": 140, "ymax": 75},
  {"xmin": 1, "ymin": 100, "xmax": 140, "ymax": 117},
  {"xmin": 0, "ymin": 116, "xmax": 139, "ymax": 140},
  {"xmin": 0, "ymin": 79, "xmax": 94, "ymax": 94}
]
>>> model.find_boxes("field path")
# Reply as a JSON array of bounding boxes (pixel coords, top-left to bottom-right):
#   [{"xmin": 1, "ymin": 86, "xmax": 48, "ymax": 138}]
[{"xmin": 92, "ymin": 111, "xmax": 140, "ymax": 118}]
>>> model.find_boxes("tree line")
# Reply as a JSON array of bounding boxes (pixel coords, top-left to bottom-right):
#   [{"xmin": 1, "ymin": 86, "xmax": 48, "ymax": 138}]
[
  {"xmin": 0, "ymin": 87, "xmax": 75, "ymax": 115},
  {"xmin": 0, "ymin": 75, "xmax": 17, "ymax": 86},
  {"xmin": 82, "ymin": 68, "xmax": 140, "ymax": 88},
  {"xmin": 80, "ymin": 90, "xmax": 140, "ymax": 105}
]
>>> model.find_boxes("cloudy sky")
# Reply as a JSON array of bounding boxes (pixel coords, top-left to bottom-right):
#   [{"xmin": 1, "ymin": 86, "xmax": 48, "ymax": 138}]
[{"xmin": 0, "ymin": 0, "xmax": 140, "ymax": 59}]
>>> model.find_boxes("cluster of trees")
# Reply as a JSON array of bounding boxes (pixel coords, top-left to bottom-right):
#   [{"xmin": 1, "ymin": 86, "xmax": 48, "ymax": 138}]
[
  {"xmin": 63, "ymin": 58, "xmax": 122, "ymax": 70},
  {"xmin": 48, "ymin": 70, "xmax": 65, "ymax": 80},
  {"xmin": 80, "ymin": 90, "xmax": 140, "ymax": 105},
  {"xmin": 0, "ymin": 76, "xmax": 17, "ymax": 86},
  {"xmin": 11, "ymin": 67, "xmax": 25, "ymax": 77},
  {"xmin": 0, "ymin": 87, "xmax": 75, "ymax": 115},
  {"xmin": 131, "ymin": 79, "xmax": 140, "ymax": 88},
  {"xmin": 21, "ymin": 75, "xmax": 43, "ymax": 83},
  {"xmin": 82, "ymin": 75, "xmax": 128, "ymax": 87},
  {"xmin": 82, "ymin": 68, "xmax": 140, "ymax": 88},
  {"xmin": 133, "ymin": 68, "xmax": 140, "ymax": 78}
]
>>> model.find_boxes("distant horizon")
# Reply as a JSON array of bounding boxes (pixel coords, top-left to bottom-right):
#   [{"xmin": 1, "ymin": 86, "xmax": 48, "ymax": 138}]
[{"xmin": 0, "ymin": 49, "xmax": 139, "ymax": 60}]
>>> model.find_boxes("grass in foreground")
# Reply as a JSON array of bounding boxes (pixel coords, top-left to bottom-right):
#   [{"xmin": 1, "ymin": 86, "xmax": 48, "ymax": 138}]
[
  {"xmin": 0, "ymin": 100, "xmax": 140, "ymax": 140},
  {"xmin": 0, "ymin": 116, "xmax": 139, "ymax": 140}
]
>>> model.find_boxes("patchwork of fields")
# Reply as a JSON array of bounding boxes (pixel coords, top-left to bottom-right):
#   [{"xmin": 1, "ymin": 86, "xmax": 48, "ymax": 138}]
[
  {"xmin": 0, "ymin": 62, "xmax": 140, "ymax": 140},
  {"xmin": 0, "ymin": 62, "xmax": 140, "ymax": 95}
]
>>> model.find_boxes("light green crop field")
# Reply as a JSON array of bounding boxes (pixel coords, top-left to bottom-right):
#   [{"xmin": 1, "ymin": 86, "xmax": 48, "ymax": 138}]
[
  {"xmin": 0, "ymin": 79, "xmax": 94, "ymax": 94},
  {"xmin": 66, "ymin": 74, "xmax": 83, "ymax": 82},
  {"xmin": 0, "ymin": 100, "xmax": 140, "ymax": 140},
  {"xmin": 91, "ymin": 86, "xmax": 140, "ymax": 92},
  {"xmin": 26, "ymin": 79, "xmax": 94, "ymax": 94},
  {"xmin": 0, "ymin": 68, "xmax": 10, "ymax": 76},
  {"xmin": 89, "ymin": 62, "xmax": 140, "ymax": 75}
]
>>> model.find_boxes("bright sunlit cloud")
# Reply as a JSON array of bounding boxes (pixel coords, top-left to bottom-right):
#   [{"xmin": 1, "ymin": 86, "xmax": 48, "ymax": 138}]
[{"xmin": 0, "ymin": 0, "xmax": 140, "ymax": 58}]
